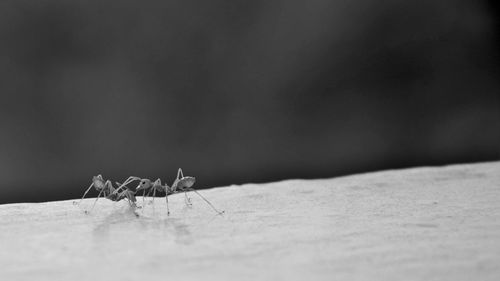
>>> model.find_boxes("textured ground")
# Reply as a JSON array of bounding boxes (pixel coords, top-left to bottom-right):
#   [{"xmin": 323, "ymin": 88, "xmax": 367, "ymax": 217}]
[{"xmin": 1, "ymin": 162, "xmax": 499, "ymax": 281}]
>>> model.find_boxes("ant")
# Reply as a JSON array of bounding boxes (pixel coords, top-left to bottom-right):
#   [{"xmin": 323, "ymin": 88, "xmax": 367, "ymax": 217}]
[
  {"xmin": 74, "ymin": 175, "xmax": 140, "ymax": 213},
  {"xmin": 170, "ymin": 168, "xmax": 224, "ymax": 215},
  {"xmin": 136, "ymin": 178, "xmax": 170, "ymax": 214},
  {"xmin": 135, "ymin": 168, "xmax": 224, "ymax": 215}
]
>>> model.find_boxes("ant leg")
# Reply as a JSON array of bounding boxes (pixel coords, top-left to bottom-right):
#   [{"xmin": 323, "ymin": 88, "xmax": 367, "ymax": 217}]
[
  {"xmin": 127, "ymin": 195, "xmax": 140, "ymax": 217},
  {"xmin": 128, "ymin": 193, "xmax": 137, "ymax": 207},
  {"xmin": 184, "ymin": 191, "xmax": 192, "ymax": 206},
  {"xmin": 103, "ymin": 180, "xmax": 115, "ymax": 199},
  {"xmin": 112, "ymin": 182, "xmax": 125, "ymax": 195},
  {"xmin": 177, "ymin": 168, "xmax": 184, "ymax": 179},
  {"xmin": 145, "ymin": 189, "xmax": 153, "ymax": 205},
  {"xmin": 114, "ymin": 182, "xmax": 122, "ymax": 191},
  {"xmin": 108, "ymin": 183, "xmax": 117, "ymax": 195},
  {"xmin": 113, "ymin": 176, "xmax": 140, "ymax": 195},
  {"xmin": 152, "ymin": 188, "xmax": 157, "ymax": 205},
  {"xmin": 123, "ymin": 176, "xmax": 140, "ymax": 188},
  {"xmin": 142, "ymin": 189, "xmax": 146, "ymax": 206},
  {"xmin": 75, "ymin": 182, "xmax": 94, "ymax": 205},
  {"xmin": 86, "ymin": 189, "xmax": 105, "ymax": 214},
  {"xmin": 125, "ymin": 176, "xmax": 141, "ymax": 183},
  {"xmin": 187, "ymin": 188, "xmax": 224, "ymax": 215},
  {"xmin": 124, "ymin": 192, "xmax": 138, "ymax": 215},
  {"xmin": 165, "ymin": 194, "xmax": 170, "ymax": 215}
]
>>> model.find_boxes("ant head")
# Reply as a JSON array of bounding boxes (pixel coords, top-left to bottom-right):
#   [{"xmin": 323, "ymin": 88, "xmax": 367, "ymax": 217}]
[
  {"xmin": 136, "ymin": 179, "xmax": 152, "ymax": 191},
  {"xmin": 93, "ymin": 175, "xmax": 104, "ymax": 182}
]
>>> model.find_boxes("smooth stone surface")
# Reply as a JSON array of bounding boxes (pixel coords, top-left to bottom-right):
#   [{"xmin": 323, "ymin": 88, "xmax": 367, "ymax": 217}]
[{"xmin": 1, "ymin": 162, "xmax": 499, "ymax": 281}]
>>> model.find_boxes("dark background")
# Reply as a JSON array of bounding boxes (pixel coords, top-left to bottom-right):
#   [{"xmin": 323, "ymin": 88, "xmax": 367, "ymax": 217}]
[{"xmin": 1, "ymin": 0, "xmax": 499, "ymax": 204}]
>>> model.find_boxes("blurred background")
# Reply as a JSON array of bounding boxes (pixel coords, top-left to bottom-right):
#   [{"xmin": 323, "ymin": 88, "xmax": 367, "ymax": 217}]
[{"xmin": 0, "ymin": 0, "xmax": 499, "ymax": 204}]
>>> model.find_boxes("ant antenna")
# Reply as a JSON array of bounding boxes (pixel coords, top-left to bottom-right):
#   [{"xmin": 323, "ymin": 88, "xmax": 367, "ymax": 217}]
[
  {"xmin": 165, "ymin": 192, "xmax": 170, "ymax": 215},
  {"xmin": 74, "ymin": 182, "xmax": 94, "ymax": 205}
]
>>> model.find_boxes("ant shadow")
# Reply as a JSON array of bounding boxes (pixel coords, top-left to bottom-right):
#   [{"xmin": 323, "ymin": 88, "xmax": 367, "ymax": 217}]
[{"xmin": 92, "ymin": 205, "xmax": 193, "ymax": 245}]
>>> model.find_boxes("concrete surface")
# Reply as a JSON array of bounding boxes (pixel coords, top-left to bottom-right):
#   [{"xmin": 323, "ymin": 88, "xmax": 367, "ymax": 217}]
[{"xmin": 1, "ymin": 162, "xmax": 499, "ymax": 280}]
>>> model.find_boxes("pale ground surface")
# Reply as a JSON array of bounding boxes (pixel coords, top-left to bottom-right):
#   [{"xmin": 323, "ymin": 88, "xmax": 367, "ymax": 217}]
[{"xmin": 0, "ymin": 162, "xmax": 499, "ymax": 281}]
